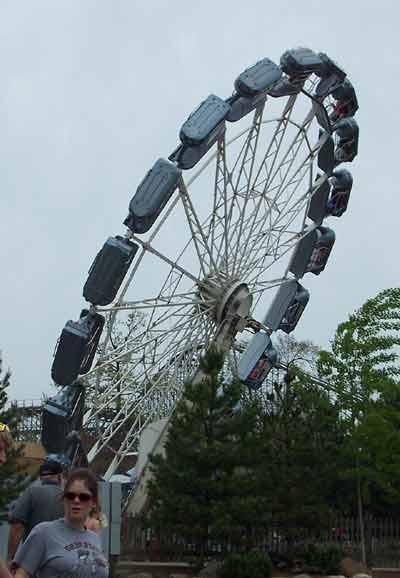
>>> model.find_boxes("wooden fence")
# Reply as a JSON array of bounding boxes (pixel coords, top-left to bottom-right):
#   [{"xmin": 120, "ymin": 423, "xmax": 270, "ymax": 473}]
[{"xmin": 121, "ymin": 515, "xmax": 400, "ymax": 567}]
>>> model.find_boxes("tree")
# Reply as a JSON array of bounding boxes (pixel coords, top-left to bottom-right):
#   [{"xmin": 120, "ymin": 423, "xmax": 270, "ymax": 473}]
[
  {"xmin": 319, "ymin": 287, "xmax": 400, "ymax": 412},
  {"xmin": 253, "ymin": 356, "xmax": 343, "ymax": 535},
  {"xmin": 147, "ymin": 347, "xmax": 264, "ymax": 554},
  {"xmin": 318, "ymin": 288, "xmax": 400, "ymax": 509},
  {"xmin": 0, "ymin": 354, "xmax": 25, "ymax": 511},
  {"xmin": 318, "ymin": 288, "xmax": 400, "ymax": 561},
  {"xmin": 274, "ymin": 333, "xmax": 320, "ymax": 371}
]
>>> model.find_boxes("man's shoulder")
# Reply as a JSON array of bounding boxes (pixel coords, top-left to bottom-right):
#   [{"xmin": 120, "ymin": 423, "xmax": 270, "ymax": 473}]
[
  {"xmin": 8, "ymin": 482, "xmax": 38, "ymax": 521},
  {"xmin": 29, "ymin": 479, "xmax": 41, "ymax": 488},
  {"xmin": 31, "ymin": 481, "xmax": 62, "ymax": 495},
  {"xmin": 30, "ymin": 482, "xmax": 63, "ymax": 513},
  {"xmin": 30, "ymin": 483, "xmax": 63, "ymax": 513},
  {"xmin": 18, "ymin": 479, "xmax": 40, "ymax": 496}
]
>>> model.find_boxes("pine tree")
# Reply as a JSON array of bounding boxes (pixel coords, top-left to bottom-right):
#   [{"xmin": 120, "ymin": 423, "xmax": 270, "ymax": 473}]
[
  {"xmin": 254, "ymin": 364, "xmax": 343, "ymax": 534},
  {"xmin": 0, "ymin": 354, "xmax": 25, "ymax": 512},
  {"xmin": 147, "ymin": 347, "xmax": 265, "ymax": 554}
]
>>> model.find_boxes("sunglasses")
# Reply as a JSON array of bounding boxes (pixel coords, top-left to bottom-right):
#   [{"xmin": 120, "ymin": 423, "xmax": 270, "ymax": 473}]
[
  {"xmin": 0, "ymin": 423, "xmax": 10, "ymax": 433},
  {"xmin": 64, "ymin": 491, "xmax": 93, "ymax": 502}
]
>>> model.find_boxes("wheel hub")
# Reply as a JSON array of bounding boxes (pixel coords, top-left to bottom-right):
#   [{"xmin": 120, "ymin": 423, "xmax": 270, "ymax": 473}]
[{"xmin": 198, "ymin": 273, "xmax": 253, "ymax": 325}]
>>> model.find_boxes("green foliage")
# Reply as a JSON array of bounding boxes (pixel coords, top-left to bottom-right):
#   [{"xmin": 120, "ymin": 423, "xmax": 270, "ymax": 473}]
[
  {"xmin": 146, "ymin": 288, "xmax": 400, "ymax": 544},
  {"xmin": 147, "ymin": 337, "xmax": 347, "ymax": 550},
  {"xmin": 147, "ymin": 347, "xmax": 265, "ymax": 552},
  {"xmin": 292, "ymin": 543, "xmax": 344, "ymax": 574},
  {"xmin": 254, "ymin": 354, "xmax": 343, "ymax": 531},
  {"xmin": 318, "ymin": 287, "xmax": 400, "ymax": 511},
  {"xmin": 218, "ymin": 550, "xmax": 272, "ymax": 578},
  {"xmin": 319, "ymin": 287, "xmax": 400, "ymax": 410},
  {"xmin": 0, "ymin": 354, "xmax": 25, "ymax": 511}
]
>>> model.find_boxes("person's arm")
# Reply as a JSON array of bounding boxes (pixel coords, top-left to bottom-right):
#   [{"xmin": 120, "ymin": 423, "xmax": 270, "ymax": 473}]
[
  {"xmin": 7, "ymin": 523, "xmax": 25, "ymax": 561},
  {"xmin": 8, "ymin": 486, "xmax": 32, "ymax": 562},
  {"xmin": 0, "ymin": 558, "xmax": 12, "ymax": 578}
]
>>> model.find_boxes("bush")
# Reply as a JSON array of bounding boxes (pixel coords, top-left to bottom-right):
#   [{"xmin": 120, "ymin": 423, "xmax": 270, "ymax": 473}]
[
  {"xmin": 292, "ymin": 543, "xmax": 344, "ymax": 574},
  {"xmin": 318, "ymin": 544, "xmax": 344, "ymax": 574},
  {"xmin": 218, "ymin": 550, "xmax": 272, "ymax": 578}
]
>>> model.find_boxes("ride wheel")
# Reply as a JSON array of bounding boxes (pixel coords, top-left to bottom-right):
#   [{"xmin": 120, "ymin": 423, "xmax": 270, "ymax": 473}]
[{"xmin": 48, "ymin": 48, "xmax": 359, "ymax": 478}]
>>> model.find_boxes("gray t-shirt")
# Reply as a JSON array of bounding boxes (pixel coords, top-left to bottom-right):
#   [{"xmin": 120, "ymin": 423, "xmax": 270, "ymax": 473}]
[
  {"xmin": 15, "ymin": 518, "xmax": 109, "ymax": 578},
  {"xmin": 10, "ymin": 480, "xmax": 64, "ymax": 537}
]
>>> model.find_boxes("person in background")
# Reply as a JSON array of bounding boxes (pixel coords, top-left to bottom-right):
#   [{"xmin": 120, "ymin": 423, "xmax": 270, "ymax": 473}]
[
  {"xmin": 85, "ymin": 502, "xmax": 102, "ymax": 535},
  {"xmin": 7, "ymin": 458, "xmax": 64, "ymax": 562},
  {"xmin": 14, "ymin": 467, "xmax": 109, "ymax": 578},
  {"xmin": 85, "ymin": 494, "xmax": 108, "ymax": 536},
  {"xmin": 0, "ymin": 422, "xmax": 14, "ymax": 578}
]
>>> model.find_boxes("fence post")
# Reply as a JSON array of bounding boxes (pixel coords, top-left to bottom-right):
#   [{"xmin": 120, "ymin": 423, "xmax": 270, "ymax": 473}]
[
  {"xmin": 356, "ymin": 469, "xmax": 366, "ymax": 565},
  {"xmin": 364, "ymin": 511, "xmax": 372, "ymax": 566}
]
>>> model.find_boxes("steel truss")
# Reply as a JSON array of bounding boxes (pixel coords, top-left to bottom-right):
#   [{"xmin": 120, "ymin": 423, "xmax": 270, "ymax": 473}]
[{"xmin": 82, "ymin": 79, "xmax": 327, "ymax": 477}]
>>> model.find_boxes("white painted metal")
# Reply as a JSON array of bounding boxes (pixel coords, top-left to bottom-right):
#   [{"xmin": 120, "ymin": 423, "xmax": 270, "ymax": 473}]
[{"xmin": 83, "ymin": 79, "xmax": 327, "ymax": 478}]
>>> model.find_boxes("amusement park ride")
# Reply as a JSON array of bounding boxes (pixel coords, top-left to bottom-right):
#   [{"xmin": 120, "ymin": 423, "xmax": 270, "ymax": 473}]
[{"xmin": 39, "ymin": 47, "xmax": 359, "ymax": 509}]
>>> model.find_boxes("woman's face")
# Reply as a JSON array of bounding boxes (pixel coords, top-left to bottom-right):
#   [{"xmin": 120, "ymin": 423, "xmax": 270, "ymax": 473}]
[{"xmin": 63, "ymin": 479, "xmax": 95, "ymax": 525}]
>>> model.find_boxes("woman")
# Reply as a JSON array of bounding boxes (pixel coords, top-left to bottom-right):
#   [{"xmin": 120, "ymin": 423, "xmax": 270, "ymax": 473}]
[{"xmin": 14, "ymin": 468, "xmax": 109, "ymax": 578}]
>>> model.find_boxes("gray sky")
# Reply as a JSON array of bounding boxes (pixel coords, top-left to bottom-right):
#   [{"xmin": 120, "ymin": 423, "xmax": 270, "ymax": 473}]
[{"xmin": 1, "ymin": 0, "xmax": 399, "ymax": 401}]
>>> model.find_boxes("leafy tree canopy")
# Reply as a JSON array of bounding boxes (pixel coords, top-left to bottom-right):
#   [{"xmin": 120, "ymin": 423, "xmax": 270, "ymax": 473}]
[{"xmin": 318, "ymin": 288, "xmax": 400, "ymax": 513}]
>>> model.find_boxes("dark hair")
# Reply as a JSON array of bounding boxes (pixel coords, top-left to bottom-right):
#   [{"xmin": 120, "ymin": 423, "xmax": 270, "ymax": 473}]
[{"xmin": 64, "ymin": 467, "xmax": 98, "ymax": 499}]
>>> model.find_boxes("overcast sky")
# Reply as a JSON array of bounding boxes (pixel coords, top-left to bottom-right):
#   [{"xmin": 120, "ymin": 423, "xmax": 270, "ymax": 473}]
[{"xmin": 1, "ymin": 0, "xmax": 399, "ymax": 401}]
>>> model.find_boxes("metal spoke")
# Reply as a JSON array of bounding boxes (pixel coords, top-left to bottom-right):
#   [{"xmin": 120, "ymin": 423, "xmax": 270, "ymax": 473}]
[
  {"xmin": 233, "ymin": 108, "xmax": 315, "ymax": 278},
  {"xmin": 228, "ymin": 101, "xmax": 297, "ymax": 275},
  {"xmin": 216, "ymin": 106, "xmax": 265, "ymax": 269},
  {"xmin": 236, "ymin": 153, "xmax": 314, "ymax": 279},
  {"xmin": 129, "ymin": 233, "xmax": 199, "ymax": 284},
  {"xmin": 82, "ymin": 76, "xmax": 342, "ymax": 477},
  {"xmin": 177, "ymin": 177, "xmax": 221, "ymax": 277}
]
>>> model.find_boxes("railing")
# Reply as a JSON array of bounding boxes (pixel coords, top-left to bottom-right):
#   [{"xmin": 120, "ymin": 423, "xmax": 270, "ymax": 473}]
[
  {"xmin": 121, "ymin": 514, "xmax": 400, "ymax": 567},
  {"xmin": 9, "ymin": 399, "xmax": 43, "ymax": 442},
  {"xmin": 8, "ymin": 398, "xmax": 123, "ymax": 443}
]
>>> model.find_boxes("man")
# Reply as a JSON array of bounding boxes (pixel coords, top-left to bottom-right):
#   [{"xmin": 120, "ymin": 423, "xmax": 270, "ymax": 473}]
[
  {"xmin": 0, "ymin": 422, "xmax": 13, "ymax": 578},
  {"xmin": 7, "ymin": 457, "xmax": 64, "ymax": 562}
]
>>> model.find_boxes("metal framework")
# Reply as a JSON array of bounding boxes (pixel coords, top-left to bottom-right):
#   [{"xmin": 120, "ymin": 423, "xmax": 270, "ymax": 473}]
[
  {"xmin": 11, "ymin": 399, "xmax": 43, "ymax": 443},
  {"xmin": 82, "ymin": 76, "xmax": 328, "ymax": 478},
  {"xmin": 44, "ymin": 49, "xmax": 358, "ymax": 483}
]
